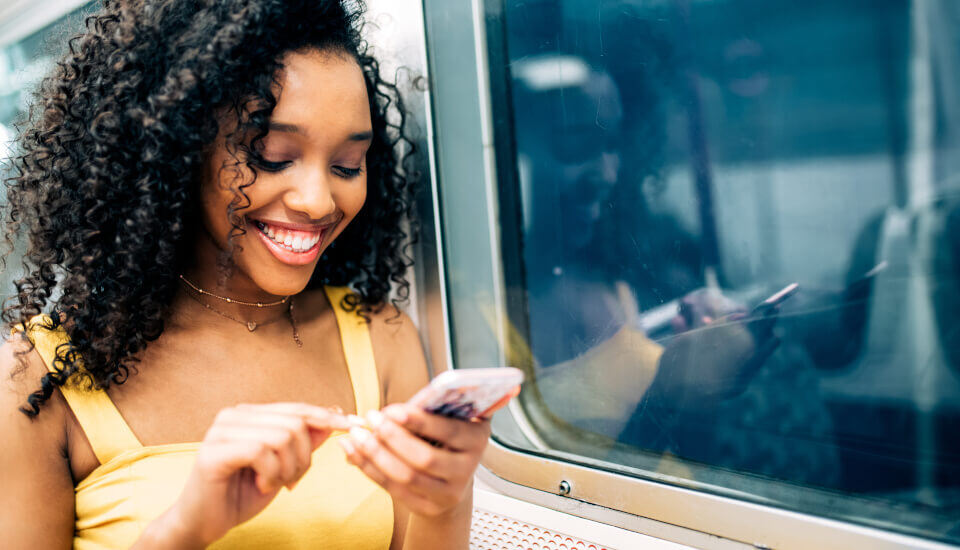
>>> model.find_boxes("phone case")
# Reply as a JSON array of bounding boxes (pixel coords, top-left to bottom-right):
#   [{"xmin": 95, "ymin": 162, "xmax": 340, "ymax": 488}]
[{"xmin": 409, "ymin": 367, "xmax": 524, "ymax": 420}]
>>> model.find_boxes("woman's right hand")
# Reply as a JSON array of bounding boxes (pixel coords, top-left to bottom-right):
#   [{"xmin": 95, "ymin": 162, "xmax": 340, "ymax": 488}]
[{"xmin": 139, "ymin": 403, "xmax": 350, "ymax": 548}]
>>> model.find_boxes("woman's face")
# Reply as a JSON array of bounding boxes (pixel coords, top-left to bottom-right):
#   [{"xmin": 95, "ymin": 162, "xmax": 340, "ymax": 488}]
[{"xmin": 199, "ymin": 49, "xmax": 372, "ymax": 297}]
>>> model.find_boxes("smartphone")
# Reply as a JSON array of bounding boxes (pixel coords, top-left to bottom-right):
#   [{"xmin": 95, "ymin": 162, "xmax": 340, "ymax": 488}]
[
  {"xmin": 752, "ymin": 282, "xmax": 799, "ymax": 316},
  {"xmin": 408, "ymin": 367, "xmax": 524, "ymax": 421}
]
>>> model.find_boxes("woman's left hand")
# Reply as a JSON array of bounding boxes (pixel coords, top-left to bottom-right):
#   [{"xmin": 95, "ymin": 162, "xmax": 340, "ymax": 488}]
[{"xmin": 339, "ymin": 404, "xmax": 491, "ymax": 517}]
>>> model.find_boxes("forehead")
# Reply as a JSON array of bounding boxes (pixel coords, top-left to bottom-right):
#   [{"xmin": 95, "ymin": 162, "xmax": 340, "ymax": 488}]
[{"xmin": 272, "ymin": 49, "xmax": 371, "ymax": 134}]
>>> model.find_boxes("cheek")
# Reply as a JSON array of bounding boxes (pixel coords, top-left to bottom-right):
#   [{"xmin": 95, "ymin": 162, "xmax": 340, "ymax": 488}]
[
  {"xmin": 199, "ymin": 163, "xmax": 255, "ymax": 244},
  {"xmin": 340, "ymin": 177, "xmax": 368, "ymax": 220}
]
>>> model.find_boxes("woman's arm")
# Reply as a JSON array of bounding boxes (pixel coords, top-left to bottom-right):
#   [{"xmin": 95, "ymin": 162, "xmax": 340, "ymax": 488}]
[
  {"xmin": 536, "ymin": 325, "xmax": 663, "ymax": 436},
  {"xmin": 367, "ymin": 310, "xmax": 475, "ymax": 550},
  {"xmin": 0, "ymin": 340, "xmax": 76, "ymax": 549}
]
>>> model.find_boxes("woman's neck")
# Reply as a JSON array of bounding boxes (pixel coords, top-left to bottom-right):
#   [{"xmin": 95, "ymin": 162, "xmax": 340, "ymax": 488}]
[{"xmin": 174, "ymin": 237, "xmax": 293, "ymax": 327}]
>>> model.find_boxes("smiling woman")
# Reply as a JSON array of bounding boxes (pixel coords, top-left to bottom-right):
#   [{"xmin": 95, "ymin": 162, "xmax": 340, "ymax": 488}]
[
  {"xmin": 0, "ymin": 1, "xmax": 482, "ymax": 549},
  {"xmin": 196, "ymin": 50, "xmax": 373, "ymax": 294}
]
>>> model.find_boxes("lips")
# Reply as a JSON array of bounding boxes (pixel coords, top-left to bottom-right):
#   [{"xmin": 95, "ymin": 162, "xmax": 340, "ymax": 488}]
[
  {"xmin": 250, "ymin": 218, "xmax": 331, "ymax": 266},
  {"xmin": 254, "ymin": 220, "xmax": 322, "ymax": 252}
]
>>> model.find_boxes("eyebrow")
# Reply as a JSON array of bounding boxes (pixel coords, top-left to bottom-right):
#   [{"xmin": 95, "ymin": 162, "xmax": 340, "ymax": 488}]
[
  {"xmin": 348, "ymin": 131, "xmax": 374, "ymax": 142},
  {"xmin": 268, "ymin": 121, "xmax": 373, "ymax": 142},
  {"xmin": 268, "ymin": 121, "xmax": 304, "ymax": 134}
]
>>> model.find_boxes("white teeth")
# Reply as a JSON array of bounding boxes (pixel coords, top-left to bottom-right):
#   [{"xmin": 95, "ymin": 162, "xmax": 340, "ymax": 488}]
[{"xmin": 257, "ymin": 221, "xmax": 321, "ymax": 253}]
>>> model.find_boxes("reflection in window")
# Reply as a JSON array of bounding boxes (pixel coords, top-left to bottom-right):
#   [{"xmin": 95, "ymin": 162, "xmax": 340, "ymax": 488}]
[{"xmin": 482, "ymin": 0, "xmax": 960, "ymax": 543}]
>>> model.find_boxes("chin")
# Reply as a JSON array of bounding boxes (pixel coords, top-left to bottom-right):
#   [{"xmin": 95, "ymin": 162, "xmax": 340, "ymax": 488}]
[{"xmin": 244, "ymin": 265, "xmax": 316, "ymax": 297}]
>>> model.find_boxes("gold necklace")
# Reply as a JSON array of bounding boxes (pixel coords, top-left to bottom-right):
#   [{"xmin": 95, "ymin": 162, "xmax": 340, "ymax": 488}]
[
  {"xmin": 178, "ymin": 275, "xmax": 289, "ymax": 307},
  {"xmin": 180, "ymin": 280, "xmax": 303, "ymax": 347}
]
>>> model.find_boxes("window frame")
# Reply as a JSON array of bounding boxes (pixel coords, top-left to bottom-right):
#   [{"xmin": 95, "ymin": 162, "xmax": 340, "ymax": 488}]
[
  {"xmin": 0, "ymin": 0, "xmax": 91, "ymax": 48},
  {"xmin": 418, "ymin": 0, "xmax": 958, "ymax": 548}
]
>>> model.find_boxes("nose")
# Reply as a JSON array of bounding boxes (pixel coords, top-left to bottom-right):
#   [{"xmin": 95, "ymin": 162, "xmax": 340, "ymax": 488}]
[{"xmin": 281, "ymin": 169, "xmax": 338, "ymax": 221}]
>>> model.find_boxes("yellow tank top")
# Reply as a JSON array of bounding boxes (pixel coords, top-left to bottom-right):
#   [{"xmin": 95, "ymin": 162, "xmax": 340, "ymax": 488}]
[{"xmin": 16, "ymin": 287, "xmax": 393, "ymax": 550}]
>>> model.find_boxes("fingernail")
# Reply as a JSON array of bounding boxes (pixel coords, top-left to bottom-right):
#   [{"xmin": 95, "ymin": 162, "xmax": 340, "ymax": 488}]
[
  {"xmin": 349, "ymin": 426, "xmax": 371, "ymax": 445},
  {"xmin": 347, "ymin": 414, "xmax": 370, "ymax": 429},
  {"xmin": 385, "ymin": 406, "xmax": 409, "ymax": 424},
  {"xmin": 338, "ymin": 437, "xmax": 355, "ymax": 456},
  {"xmin": 367, "ymin": 410, "xmax": 385, "ymax": 430}
]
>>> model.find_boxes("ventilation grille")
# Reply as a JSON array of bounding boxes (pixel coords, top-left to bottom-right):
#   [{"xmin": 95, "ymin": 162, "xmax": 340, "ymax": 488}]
[{"xmin": 470, "ymin": 507, "xmax": 613, "ymax": 550}]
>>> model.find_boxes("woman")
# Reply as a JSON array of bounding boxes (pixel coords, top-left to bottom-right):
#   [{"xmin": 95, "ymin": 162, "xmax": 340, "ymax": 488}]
[{"xmin": 0, "ymin": 1, "xmax": 486, "ymax": 548}]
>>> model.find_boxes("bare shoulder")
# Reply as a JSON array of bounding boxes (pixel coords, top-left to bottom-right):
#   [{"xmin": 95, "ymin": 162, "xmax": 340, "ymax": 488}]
[
  {"xmin": 0, "ymin": 334, "xmax": 60, "ymax": 425},
  {"xmin": 0, "ymin": 336, "xmax": 75, "ymax": 546},
  {"xmin": 366, "ymin": 304, "xmax": 430, "ymax": 405}
]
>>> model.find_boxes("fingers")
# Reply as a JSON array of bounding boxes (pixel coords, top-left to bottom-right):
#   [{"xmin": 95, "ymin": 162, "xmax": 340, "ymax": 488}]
[
  {"xmin": 346, "ymin": 426, "xmax": 446, "ymax": 493},
  {"xmin": 365, "ymin": 411, "xmax": 463, "ymax": 481},
  {"xmin": 217, "ymin": 414, "xmax": 312, "ymax": 478},
  {"xmin": 340, "ymin": 406, "xmax": 490, "ymax": 518},
  {"xmin": 380, "ymin": 404, "xmax": 491, "ymax": 453},
  {"xmin": 202, "ymin": 403, "xmax": 350, "ymax": 492},
  {"xmin": 201, "ymin": 439, "xmax": 284, "ymax": 494},
  {"xmin": 236, "ymin": 403, "xmax": 351, "ymax": 434},
  {"xmin": 212, "ymin": 427, "xmax": 305, "ymax": 490},
  {"xmin": 338, "ymin": 440, "xmax": 447, "ymax": 516}
]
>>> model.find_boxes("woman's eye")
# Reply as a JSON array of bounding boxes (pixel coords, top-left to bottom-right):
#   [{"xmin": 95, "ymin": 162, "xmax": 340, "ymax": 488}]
[
  {"xmin": 334, "ymin": 166, "xmax": 363, "ymax": 178},
  {"xmin": 251, "ymin": 157, "xmax": 292, "ymax": 173}
]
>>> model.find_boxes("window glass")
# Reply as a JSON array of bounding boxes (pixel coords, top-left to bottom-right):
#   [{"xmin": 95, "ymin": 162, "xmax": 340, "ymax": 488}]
[
  {"xmin": 0, "ymin": 5, "xmax": 94, "ymax": 301},
  {"xmin": 467, "ymin": 0, "xmax": 960, "ymax": 543}
]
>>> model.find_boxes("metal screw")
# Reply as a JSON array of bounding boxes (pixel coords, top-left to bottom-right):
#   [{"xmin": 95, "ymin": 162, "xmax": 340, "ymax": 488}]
[{"xmin": 558, "ymin": 480, "xmax": 572, "ymax": 496}]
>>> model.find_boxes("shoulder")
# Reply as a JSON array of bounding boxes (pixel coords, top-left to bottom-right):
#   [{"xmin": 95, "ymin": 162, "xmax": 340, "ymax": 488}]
[
  {"xmin": 0, "ymin": 333, "xmax": 59, "ymax": 421},
  {"xmin": 300, "ymin": 287, "xmax": 430, "ymax": 404},
  {"xmin": 0, "ymin": 333, "xmax": 69, "ymax": 448},
  {"xmin": 0, "ymin": 336, "xmax": 75, "ymax": 544},
  {"xmin": 365, "ymin": 304, "xmax": 429, "ymax": 406}
]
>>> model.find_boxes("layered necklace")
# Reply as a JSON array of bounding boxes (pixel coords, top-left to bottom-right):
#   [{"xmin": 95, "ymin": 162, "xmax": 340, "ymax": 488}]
[{"xmin": 179, "ymin": 274, "xmax": 303, "ymax": 347}]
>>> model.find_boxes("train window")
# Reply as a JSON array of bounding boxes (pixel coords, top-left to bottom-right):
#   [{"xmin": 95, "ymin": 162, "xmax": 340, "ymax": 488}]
[
  {"xmin": 431, "ymin": 0, "xmax": 960, "ymax": 544},
  {"xmin": 0, "ymin": 3, "xmax": 95, "ymax": 299}
]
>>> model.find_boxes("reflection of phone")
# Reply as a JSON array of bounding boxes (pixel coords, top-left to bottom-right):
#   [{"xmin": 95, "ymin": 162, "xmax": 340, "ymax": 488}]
[
  {"xmin": 408, "ymin": 368, "xmax": 524, "ymax": 420},
  {"xmin": 752, "ymin": 283, "xmax": 800, "ymax": 315},
  {"xmin": 846, "ymin": 261, "xmax": 888, "ymax": 293}
]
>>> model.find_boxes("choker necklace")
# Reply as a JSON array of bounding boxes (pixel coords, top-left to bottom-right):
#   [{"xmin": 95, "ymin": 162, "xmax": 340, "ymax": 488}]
[
  {"xmin": 179, "ymin": 276, "xmax": 303, "ymax": 347},
  {"xmin": 178, "ymin": 275, "xmax": 289, "ymax": 307}
]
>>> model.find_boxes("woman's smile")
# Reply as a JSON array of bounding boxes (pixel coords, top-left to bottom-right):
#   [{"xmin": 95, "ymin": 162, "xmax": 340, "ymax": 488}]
[{"xmin": 249, "ymin": 216, "xmax": 338, "ymax": 266}]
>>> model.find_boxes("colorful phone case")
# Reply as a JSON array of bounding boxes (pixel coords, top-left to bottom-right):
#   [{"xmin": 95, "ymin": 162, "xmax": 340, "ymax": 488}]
[{"xmin": 409, "ymin": 367, "xmax": 524, "ymax": 420}]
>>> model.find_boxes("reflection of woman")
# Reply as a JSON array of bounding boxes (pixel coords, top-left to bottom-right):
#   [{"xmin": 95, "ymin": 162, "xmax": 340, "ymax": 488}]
[
  {"xmin": 1, "ymin": 2, "xmax": 484, "ymax": 548},
  {"xmin": 511, "ymin": 57, "xmax": 703, "ymax": 367},
  {"xmin": 508, "ymin": 58, "xmax": 761, "ymax": 438}
]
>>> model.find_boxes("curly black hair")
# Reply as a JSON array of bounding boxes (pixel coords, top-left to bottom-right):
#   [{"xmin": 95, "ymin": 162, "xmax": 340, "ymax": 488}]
[{"xmin": 2, "ymin": 0, "xmax": 418, "ymax": 416}]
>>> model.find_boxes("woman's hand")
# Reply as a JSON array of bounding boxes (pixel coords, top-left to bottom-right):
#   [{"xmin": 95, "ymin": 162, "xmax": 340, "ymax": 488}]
[
  {"xmin": 653, "ymin": 309, "xmax": 779, "ymax": 411},
  {"xmin": 339, "ymin": 404, "xmax": 491, "ymax": 518},
  {"xmin": 139, "ymin": 403, "xmax": 350, "ymax": 548}
]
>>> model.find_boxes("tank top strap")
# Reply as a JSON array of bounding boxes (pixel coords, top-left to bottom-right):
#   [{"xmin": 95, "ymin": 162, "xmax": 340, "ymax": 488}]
[
  {"xmin": 13, "ymin": 315, "xmax": 142, "ymax": 464},
  {"xmin": 323, "ymin": 287, "xmax": 381, "ymax": 414}
]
